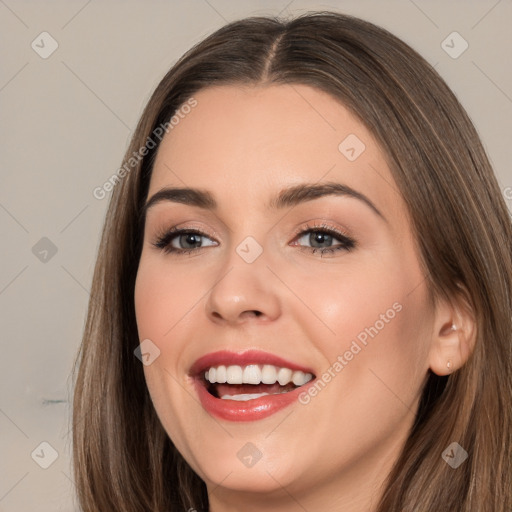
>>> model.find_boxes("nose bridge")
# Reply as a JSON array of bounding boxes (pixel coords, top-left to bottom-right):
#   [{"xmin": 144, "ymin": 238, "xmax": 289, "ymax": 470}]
[{"xmin": 204, "ymin": 231, "xmax": 281, "ymax": 324}]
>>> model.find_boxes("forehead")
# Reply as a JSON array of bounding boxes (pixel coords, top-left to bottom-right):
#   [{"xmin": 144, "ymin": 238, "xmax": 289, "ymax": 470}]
[{"xmin": 148, "ymin": 84, "xmax": 404, "ymax": 224}]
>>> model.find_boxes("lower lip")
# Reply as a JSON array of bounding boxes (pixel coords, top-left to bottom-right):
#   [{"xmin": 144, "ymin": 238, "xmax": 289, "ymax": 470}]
[{"xmin": 194, "ymin": 379, "xmax": 313, "ymax": 422}]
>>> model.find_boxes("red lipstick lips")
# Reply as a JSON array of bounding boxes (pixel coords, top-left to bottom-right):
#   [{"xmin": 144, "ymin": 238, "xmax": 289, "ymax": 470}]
[{"xmin": 190, "ymin": 350, "xmax": 316, "ymax": 422}]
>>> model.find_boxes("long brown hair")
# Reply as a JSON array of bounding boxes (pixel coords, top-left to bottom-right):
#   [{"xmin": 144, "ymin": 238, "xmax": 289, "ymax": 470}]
[{"xmin": 72, "ymin": 11, "xmax": 512, "ymax": 511}]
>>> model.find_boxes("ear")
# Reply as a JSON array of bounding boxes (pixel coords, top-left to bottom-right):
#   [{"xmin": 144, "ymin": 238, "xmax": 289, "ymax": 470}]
[{"xmin": 428, "ymin": 290, "xmax": 476, "ymax": 376}]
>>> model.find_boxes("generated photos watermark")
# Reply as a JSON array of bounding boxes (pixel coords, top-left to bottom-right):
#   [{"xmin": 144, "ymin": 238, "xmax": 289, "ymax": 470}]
[
  {"xmin": 298, "ymin": 301, "xmax": 403, "ymax": 405},
  {"xmin": 93, "ymin": 97, "xmax": 198, "ymax": 200}
]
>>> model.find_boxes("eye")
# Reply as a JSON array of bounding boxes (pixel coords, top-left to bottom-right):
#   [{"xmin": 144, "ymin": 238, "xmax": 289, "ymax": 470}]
[
  {"xmin": 152, "ymin": 227, "xmax": 217, "ymax": 255},
  {"xmin": 291, "ymin": 222, "xmax": 356, "ymax": 256},
  {"xmin": 152, "ymin": 222, "xmax": 356, "ymax": 257}
]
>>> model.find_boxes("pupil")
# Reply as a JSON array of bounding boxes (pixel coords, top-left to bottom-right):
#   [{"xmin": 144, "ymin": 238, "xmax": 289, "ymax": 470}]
[
  {"xmin": 311, "ymin": 232, "xmax": 332, "ymax": 248},
  {"xmin": 181, "ymin": 233, "xmax": 201, "ymax": 248}
]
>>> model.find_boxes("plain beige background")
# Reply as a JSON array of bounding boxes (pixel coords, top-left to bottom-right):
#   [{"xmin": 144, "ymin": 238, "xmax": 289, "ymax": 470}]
[{"xmin": 1, "ymin": 1, "xmax": 510, "ymax": 510}]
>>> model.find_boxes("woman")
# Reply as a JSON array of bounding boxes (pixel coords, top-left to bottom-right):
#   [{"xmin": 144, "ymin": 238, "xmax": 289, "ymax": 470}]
[{"xmin": 72, "ymin": 11, "xmax": 512, "ymax": 512}]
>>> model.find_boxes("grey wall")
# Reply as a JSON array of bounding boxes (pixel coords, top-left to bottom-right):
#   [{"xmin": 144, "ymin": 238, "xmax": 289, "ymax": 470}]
[{"xmin": 1, "ymin": 1, "xmax": 510, "ymax": 510}]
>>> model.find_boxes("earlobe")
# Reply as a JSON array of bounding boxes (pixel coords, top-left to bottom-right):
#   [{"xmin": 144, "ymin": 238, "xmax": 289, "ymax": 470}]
[{"xmin": 428, "ymin": 296, "xmax": 476, "ymax": 376}]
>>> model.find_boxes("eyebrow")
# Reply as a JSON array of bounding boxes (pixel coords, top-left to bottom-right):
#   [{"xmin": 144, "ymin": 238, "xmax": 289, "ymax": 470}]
[{"xmin": 143, "ymin": 181, "xmax": 386, "ymax": 222}]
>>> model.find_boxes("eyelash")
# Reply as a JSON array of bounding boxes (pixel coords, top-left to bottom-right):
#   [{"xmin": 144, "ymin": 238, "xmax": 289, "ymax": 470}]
[{"xmin": 152, "ymin": 222, "xmax": 356, "ymax": 257}]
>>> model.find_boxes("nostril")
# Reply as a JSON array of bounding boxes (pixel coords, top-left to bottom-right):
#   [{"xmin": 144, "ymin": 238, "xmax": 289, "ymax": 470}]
[{"xmin": 244, "ymin": 310, "xmax": 262, "ymax": 318}]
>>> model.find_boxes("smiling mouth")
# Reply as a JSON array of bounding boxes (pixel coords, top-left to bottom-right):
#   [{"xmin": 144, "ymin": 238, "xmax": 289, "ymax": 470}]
[{"xmin": 202, "ymin": 364, "xmax": 315, "ymax": 401}]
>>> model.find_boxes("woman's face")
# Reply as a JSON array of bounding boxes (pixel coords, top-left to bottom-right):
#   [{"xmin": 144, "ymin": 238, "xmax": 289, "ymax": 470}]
[{"xmin": 134, "ymin": 84, "xmax": 435, "ymax": 506}]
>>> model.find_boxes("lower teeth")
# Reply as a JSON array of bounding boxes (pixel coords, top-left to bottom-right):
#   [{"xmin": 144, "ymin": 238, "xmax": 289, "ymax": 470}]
[{"xmin": 220, "ymin": 390, "xmax": 292, "ymax": 401}]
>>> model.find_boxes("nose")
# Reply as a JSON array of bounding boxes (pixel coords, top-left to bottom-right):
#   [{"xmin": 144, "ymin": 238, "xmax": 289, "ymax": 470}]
[{"xmin": 204, "ymin": 248, "xmax": 282, "ymax": 326}]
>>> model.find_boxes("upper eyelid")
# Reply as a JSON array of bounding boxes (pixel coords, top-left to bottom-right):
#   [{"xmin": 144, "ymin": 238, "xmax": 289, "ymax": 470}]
[
  {"xmin": 144, "ymin": 207, "xmax": 233, "ymax": 236},
  {"xmin": 143, "ymin": 191, "xmax": 379, "ymax": 238},
  {"xmin": 154, "ymin": 222, "xmax": 347, "ymax": 236},
  {"xmin": 150, "ymin": 221, "xmax": 219, "ymax": 240}
]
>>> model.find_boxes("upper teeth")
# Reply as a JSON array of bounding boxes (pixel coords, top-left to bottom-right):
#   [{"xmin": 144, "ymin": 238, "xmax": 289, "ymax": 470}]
[{"xmin": 204, "ymin": 364, "xmax": 313, "ymax": 386}]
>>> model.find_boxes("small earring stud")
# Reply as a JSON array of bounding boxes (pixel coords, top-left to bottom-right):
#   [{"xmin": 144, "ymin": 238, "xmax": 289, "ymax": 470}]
[{"xmin": 447, "ymin": 360, "xmax": 452, "ymax": 369}]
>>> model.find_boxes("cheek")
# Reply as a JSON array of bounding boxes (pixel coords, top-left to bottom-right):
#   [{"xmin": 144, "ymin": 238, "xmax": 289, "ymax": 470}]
[
  {"xmin": 134, "ymin": 257, "xmax": 203, "ymax": 342},
  {"xmin": 134, "ymin": 259, "xmax": 205, "ymax": 467},
  {"xmin": 134, "ymin": 259, "xmax": 197, "ymax": 409},
  {"xmin": 289, "ymin": 246, "xmax": 432, "ymax": 399},
  {"xmin": 274, "ymin": 250, "xmax": 432, "ymax": 468},
  {"xmin": 323, "ymin": 270, "xmax": 428, "ymax": 361}
]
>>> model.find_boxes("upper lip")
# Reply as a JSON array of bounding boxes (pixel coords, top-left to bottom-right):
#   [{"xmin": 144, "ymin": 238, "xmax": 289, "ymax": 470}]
[{"xmin": 189, "ymin": 349, "xmax": 316, "ymax": 377}]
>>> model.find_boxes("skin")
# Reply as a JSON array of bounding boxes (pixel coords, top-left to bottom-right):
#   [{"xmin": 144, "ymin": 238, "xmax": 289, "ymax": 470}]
[{"xmin": 134, "ymin": 84, "xmax": 474, "ymax": 512}]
